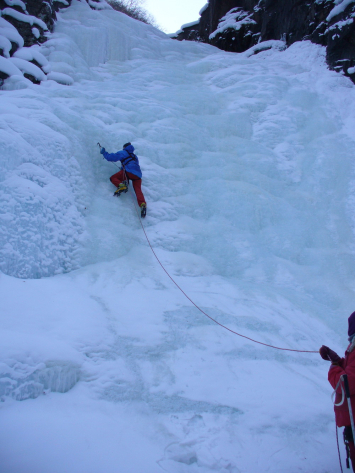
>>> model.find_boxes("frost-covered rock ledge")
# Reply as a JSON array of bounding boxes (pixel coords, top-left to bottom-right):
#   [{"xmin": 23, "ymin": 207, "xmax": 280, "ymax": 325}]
[
  {"xmin": 172, "ymin": 0, "xmax": 355, "ymax": 83},
  {"xmin": 0, "ymin": 0, "xmax": 108, "ymax": 86}
]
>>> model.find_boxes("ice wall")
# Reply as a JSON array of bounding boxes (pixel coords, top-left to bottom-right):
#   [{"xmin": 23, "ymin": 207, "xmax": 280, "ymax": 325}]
[
  {"xmin": 0, "ymin": 1, "xmax": 213, "ymax": 278},
  {"xmin": 1, "ymin": 0, "xmax": 355, "ymax": 320},
  {"xmin": 1, "ymin": 1, "xmax": 355, "ymax": 331}
]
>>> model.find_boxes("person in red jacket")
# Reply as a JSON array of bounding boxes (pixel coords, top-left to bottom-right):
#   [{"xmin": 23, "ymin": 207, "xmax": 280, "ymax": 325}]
[{"xmin": 320, "ymin": 311, "xmax": 355, "ymax": 471}]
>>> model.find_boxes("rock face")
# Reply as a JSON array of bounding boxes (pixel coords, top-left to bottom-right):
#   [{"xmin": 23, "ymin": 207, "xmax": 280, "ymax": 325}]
[
  {"xmin": 0, "ymin": 0, "xmax": 71, "ymax": 50},
  {"xmin": 173, "ymin": 0, "xmax": 355, "ymax": 81},
  {"xmin": 0, "ymin": 0, "xmax": 107, "ymax": 84}
]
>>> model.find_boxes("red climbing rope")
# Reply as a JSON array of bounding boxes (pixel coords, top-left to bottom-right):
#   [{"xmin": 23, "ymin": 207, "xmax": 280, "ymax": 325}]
[{"xmin": 127, "ymin": 187, "xmax": 318, "ymax": 354}]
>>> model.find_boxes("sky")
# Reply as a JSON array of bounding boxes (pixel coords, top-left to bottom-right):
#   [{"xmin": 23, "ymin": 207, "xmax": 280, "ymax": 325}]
[{"xmin": 144, "ymin": 0, "xmax": 207, "ymax": 33}]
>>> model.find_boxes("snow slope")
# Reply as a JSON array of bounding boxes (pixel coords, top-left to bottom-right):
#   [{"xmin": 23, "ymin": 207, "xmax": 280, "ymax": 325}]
[{"xmin": 1, "ymin": 1, "xmax": 355, "ymax": 471}]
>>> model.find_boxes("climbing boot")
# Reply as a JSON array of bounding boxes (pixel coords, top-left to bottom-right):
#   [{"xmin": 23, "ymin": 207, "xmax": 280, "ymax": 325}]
[
  {"xmin": 140, "ymin": 202, "xmax": 147, "ymax": 218},
  {"xmin": 113, "ymin": 181, "xmax": 128, "ymax": 196}
]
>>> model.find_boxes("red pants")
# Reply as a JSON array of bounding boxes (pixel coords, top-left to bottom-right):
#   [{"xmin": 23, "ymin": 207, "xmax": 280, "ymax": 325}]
[{"xmin": 110, "ymin": 170, "xmax": 146, "ymax": 207}]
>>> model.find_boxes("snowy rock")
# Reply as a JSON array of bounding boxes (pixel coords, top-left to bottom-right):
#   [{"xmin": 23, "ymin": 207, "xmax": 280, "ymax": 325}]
[
  {"xmin": 13, "ymin": 45, "xmax": 51, "ymax": 73},
  {"xmin": 0, "ymin": 0, "xmax": 107, "ymax": 85},
  {"xmin": 174, "ymin": 0, "xmax": 355, "ymax": 82},
  {"xmin": 0, "ymin": 52, "xmax": 22, "ymax": 78},
  {"xmin": 0, "ymin": 16, "xmax": 24, "ymax": 54},
  {"xmin": 9, "ymin": 56, "xmax": 46, "ymax": 82}
]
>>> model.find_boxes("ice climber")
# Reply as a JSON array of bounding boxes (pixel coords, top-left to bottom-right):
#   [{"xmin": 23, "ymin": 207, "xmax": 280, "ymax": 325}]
[
  {"xmin": 100, "ymin": 142, "xmax": 147, "ymax": 218},
  {"xmin": 320, "ymin": 311, "xmax": 355, "ymax": 471}
]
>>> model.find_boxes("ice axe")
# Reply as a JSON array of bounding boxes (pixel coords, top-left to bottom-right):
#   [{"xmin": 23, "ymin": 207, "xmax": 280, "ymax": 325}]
[{"xmin": 97, "ymin": 142, "xmax": 104, "ymax": 158}]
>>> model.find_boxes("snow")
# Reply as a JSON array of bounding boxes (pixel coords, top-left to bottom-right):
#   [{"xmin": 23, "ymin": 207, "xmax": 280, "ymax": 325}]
[
  {"xmin": 180, "ymin": 20, "xmax": 200, "ymax": 30},
  {"xmin": 0, "ymin": 16, "xmax": 24, "ymax": 50},
  {"xmin": 199, "ymin": 3, "xmax": 209, "ymax": 16},
  {"xmin": 1, "ymin": 1, "xmax": 355, "ymax": 472},
  {"xmin": 9, "ymin": 57, "xmax": 47, "ymax": 81},
  {"xmin": 3, "ymin": 0, "xmax": 26, "ymax": 10},
  {"xmin": 0, "ymin": 54, "xmax": 22, "ymax": 76},
  {"xmin": 87, "ymin": 0, "xmax": 110, "ymax": 10},
  {"xmin": 13, "ymin": 46, "xmax": 51, "ymax": 73},
  {"xmin": 243, "ymin": 40, "xmax": 286, "ymax": 57},
  {"xmin": 168, "ymin": 30, "xmax": 182, "ymax": 38},
  {"xmin": 0, "ymin": 34, "xmax": 11, "ymax": 57},
  {"xmin": 327, "ymin": 0, "xmax": 355, "ymax": 22},
  {"xmin": 47, "ymin": 71, "xmax": 74, "ymax": 85},
  {"xmin": 1, "ymin": 8, "xmax": 48, "ymax": 31},
  {"xmin": 210, "ymin": 7, "xmax": 256, "ymax": 40},
  {"xmin": 31, "ymin": 27, "xmax": 40, "ymax": 39},
  {"xmin": 326, "ymin": 17, "xmax": 354, "ymax": 32}
]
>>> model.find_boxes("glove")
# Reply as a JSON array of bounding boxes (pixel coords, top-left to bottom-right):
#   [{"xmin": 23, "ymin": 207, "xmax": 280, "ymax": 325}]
[
  {"xmin": 319, "ymin": 345, "xmax": 341, "ymax": 364},
  {"xmin": 100, "ymin": 147, "xmax": 106, "ymax": 155}
]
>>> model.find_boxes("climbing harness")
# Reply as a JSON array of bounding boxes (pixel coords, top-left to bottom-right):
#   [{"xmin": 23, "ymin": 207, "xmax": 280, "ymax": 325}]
[{"xmin": 120, "ymin": 152, "xmax": 137, "ymax": 168}]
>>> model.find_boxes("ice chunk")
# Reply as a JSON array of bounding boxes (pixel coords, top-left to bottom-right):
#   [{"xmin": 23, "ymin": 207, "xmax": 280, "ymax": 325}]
[{"xmin": 0, "ymin": 361, "xmax": 81, "ymax": 401}]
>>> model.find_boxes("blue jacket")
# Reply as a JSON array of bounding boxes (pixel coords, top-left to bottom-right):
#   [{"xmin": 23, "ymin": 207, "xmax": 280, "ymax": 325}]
[{"xmin": 102, "ymin": 144, "xmax": 142, "ymax": 178}]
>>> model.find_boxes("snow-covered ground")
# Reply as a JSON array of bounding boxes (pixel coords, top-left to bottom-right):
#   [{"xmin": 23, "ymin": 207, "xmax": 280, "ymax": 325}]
[{"xmin": 1, "ymin": 1, "xmax": 355, "ymax": 471}]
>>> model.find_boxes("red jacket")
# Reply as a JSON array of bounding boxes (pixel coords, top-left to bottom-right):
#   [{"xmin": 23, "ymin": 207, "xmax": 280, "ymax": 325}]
[{"xmin": 329, "ymin": 342, "xmax": 355, "ymax": 427}]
